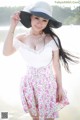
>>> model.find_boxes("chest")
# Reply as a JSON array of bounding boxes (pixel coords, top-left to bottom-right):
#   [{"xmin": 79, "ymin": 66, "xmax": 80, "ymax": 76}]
[
  {"xmin": 19, "ymin": 44, "xmax": 53, "ymax": 67},
  {"xmin": 23, "ymin": 34, "xmax": 51, "ymax": 51}
]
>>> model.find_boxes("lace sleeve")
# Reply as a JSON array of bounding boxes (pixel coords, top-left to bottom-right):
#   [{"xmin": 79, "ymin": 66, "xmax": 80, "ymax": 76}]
[{"xmin": 50, "ymin": 37, "xmax": 59, "ymax": 51}]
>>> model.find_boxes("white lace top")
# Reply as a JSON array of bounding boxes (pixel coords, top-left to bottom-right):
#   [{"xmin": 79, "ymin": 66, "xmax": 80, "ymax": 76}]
[{"xmin": 13, "ymin": 36, "xmax": 59, "ymax": 68}]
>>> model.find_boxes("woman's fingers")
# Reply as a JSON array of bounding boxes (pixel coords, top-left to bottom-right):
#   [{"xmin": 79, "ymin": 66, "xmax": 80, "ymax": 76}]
[
  {"xmin": 56, "ymin": 89, "xmax": 64, "ymax": 102},
  {"xmin": 11, "ymin": 11, "xmax": 21, "ymax": 21},
  {"xmin": 10, "ymin": 11, "xmax": 21, "ymax": 27}
]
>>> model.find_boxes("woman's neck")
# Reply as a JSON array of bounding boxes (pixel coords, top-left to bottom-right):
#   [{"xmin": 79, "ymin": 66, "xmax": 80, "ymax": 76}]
[{"xmin": 30, "ymin": 29, "xmax": 43, "ymax": 36}]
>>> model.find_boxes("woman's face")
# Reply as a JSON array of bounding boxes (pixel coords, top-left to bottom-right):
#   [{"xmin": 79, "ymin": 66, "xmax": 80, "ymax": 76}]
[{"xmin": 31, "ymin": 15, "xmax": 49, "ymax": 33}]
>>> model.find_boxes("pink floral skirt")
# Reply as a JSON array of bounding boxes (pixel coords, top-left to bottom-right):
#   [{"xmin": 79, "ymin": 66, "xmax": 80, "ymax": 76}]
[{"xmin": 20, "ymin": 63, "xmax": 69, "ymax": 120}]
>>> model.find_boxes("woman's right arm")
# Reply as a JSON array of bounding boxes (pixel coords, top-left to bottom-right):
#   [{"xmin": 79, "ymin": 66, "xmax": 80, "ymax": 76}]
[{"xmin": 3, "ymin": 12, "xmax": 20, "ymax": 56}]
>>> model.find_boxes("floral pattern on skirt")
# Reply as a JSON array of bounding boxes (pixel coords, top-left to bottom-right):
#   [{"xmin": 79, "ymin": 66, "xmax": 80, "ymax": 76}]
[{"xmin": 20, "ymin": 63, "xmax": 69, "ymax": 120}]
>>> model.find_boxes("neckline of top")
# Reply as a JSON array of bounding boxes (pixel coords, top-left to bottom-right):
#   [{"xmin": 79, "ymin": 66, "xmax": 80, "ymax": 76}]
[{"xmin": 17, "ymin": 39, "xmax": 54, "ymax": 53}]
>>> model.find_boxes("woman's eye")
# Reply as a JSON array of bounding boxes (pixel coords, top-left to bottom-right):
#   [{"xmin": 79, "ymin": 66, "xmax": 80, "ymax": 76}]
[
  {"xmin": 35, "ymin": 17, "xmax": 39, "ymax": 20},
  {"xmin": 43, "ymin": 19, "xmax": 48, "ymax": 22}
]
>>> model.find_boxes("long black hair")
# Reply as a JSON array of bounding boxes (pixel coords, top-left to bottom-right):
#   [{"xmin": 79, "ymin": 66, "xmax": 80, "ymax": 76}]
[{"xmin": 43, "ymin": 22, "xmax": 79, "ymax": 72}]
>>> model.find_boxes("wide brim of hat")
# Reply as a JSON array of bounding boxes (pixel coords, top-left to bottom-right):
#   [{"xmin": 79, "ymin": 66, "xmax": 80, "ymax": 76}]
[
  {"xmin": 20, "ymin": 11, "xmax": 62, "ymax": 28},
  {"xmin": 20, "ymin": 11, "xmax": 31, "ymax": 28}
]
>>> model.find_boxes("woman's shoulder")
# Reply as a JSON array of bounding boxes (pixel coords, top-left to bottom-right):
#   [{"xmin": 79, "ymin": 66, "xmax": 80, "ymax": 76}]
[
  {"xmin": 45, "ymin": 34, "xmax": 58, "ymax": 44},
  {"xmin": 45, "ymin": 34, "xmax": 52, "ymax": 43},
  {"xmin": 16, "ymin": 32, "xmax": 29, "ymax": 42},
  {"xmin": 16, "ymin": 31, "xmax": 29, "ymax": 43},
  {"xmin": 13, "ymin": 32, "xmax": 29, "ymax": 49}
]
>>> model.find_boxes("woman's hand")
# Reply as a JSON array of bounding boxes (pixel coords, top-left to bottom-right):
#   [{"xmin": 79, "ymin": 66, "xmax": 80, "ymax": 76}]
[
  {"xmin": 10, "ymin": 11, "xmax": 20, "ymax": 28},
  {"xmin": 56, "ymin": 87, "xmax": 64, "ymax": 102}
]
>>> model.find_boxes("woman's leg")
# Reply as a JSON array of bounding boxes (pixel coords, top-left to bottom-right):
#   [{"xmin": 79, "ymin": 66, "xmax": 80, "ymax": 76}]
[
  {"xmin": 45, "ymin": 118, "xmax": 54, "ymax": 120},
  {"xmin": 29, "ymin": 109, "xmax": 39, "ymax": 120},
  {"xmin": 31, "ymin": 113, "xmax": 39, "ymax": 120},
  {"xmin": 33, "ymin": 117, "xmax": 39, "ymax": 120},
  {"xmin": 33, "ymin": 117, "xmax": 54, "ymax": 120},
  {"xmin": 30, "ymin": 114, "xmax": 39, "ymax": 120}
]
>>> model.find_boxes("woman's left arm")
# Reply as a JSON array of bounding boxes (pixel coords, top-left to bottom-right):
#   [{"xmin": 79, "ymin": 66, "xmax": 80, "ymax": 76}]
[{"xmin": 52, "ymin": 50, "xmax": 63, "ymax": 102}]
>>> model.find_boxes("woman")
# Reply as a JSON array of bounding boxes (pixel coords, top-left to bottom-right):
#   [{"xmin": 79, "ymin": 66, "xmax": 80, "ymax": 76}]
[{"xmin": 3, "ymin": 1, "xmax": 79, "ymax": 120}]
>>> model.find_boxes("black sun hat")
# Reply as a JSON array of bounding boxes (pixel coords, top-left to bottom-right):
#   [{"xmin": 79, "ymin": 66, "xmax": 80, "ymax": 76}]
[{"xmin": 19, "ymin": 1, "xmax": 62, "ymax": 28}]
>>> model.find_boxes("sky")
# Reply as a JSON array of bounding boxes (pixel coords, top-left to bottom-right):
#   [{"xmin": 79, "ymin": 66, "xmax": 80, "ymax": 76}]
[
  {"xmin": 0, "ymin": 0, "xmax": 55, "ymax": 6},
  {"xmin": 0, "ymin": 0, "xmax": 80, "ymax": 7}
]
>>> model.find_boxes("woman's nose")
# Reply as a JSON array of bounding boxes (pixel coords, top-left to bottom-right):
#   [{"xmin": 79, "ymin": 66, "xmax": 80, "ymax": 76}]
[{"xmin": 37, "ymin": 20, "xmax": 42, "ymax": 24}]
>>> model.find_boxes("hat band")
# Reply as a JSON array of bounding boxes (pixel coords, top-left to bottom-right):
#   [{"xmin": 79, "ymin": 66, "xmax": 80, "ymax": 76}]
[{"xmin": 30, "ymin": 8, "xmax": 52, "ymax": 17}]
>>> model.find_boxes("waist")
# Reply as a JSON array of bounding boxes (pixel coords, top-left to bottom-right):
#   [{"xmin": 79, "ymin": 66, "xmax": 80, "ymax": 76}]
[
  {"xmin": 22, "ymin": 62, "xmax": 56, "ymax": 80},
  {"xmin": 26, "ymin": 62, "xmax": 55, "ymax": 76}
]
